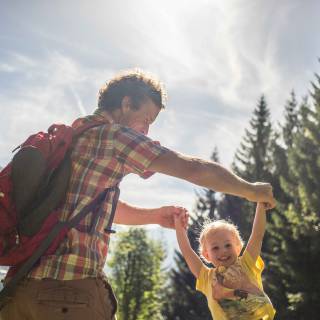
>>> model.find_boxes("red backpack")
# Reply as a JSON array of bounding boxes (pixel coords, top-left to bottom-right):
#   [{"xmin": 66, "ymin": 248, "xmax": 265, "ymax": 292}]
[{"xmin": 0, "ymin": 119, "xmax": 120, "ymax": 306}]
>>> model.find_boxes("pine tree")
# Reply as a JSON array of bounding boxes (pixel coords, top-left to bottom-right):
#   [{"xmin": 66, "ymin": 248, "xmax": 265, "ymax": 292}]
[
  {"xmin": 275, "ymin": 75, "xmax": 320, "ymax": 319},
  {"xmin": 194, "ymin": 147, "xmax": 220, "ymax": 223},
  {"xmin": 163, "ymin": 251, "xmax": 211, "ymax": 320},
  {"xmin": 162, "ymin": 149, "xmax": 220, "ymax": 320},
  {"xmin": 283, "ymin": 90, "xmax": 299, "ymax": 147},
  {"xmin": 234, "ymin": 95, "xmax": 273, "ymax": 182},
  {"xmin": 271, "ymin": 91, "xmax": 299, "ymax": 205},
  {"xmin": 190, "ymin": 147, "xmax": 220, "ymax": 251},
  {"xmin": 108, "ymin": 228, "xmax": 165, "ymax": 320},
  {"xmin": 216, "ymin": 94, "xmax": 283, "ymax": 317},
  {"xmin": 218, "ymin": 95, "xmax": 274, "ymax": 240},
  {"xmin": 263, "ymin": 91, "xmax": 302, "ymax": 317}
]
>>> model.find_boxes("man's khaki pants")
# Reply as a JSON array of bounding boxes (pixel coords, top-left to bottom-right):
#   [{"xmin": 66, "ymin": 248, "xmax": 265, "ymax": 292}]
[{"xmin": 0, "ymin": 277, "xmax": 117, "ymax": 320}]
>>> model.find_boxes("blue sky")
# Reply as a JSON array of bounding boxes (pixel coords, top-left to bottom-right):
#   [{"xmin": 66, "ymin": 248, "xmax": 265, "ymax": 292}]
[{"xmin": 1, "ymin": 0, "xmax": 320, "ymax": 266}]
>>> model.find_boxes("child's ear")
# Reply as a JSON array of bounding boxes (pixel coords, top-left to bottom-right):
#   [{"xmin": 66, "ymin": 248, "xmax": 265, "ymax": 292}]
[
  {"xmin": 202, "ymin": 250, "xmax": 210, "ymax": 261},
  {"xmin": 236, "ymin": 244, "xmax": 243, "ymax": 256}
]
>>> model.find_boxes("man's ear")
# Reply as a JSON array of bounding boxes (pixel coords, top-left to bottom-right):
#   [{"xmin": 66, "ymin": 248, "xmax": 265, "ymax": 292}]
[{"xmin": 121, "ymin": 96, "xmax": 132, "ymax": 113}]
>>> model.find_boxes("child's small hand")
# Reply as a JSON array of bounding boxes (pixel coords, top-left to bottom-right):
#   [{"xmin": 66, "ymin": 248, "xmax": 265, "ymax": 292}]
[{"xmin": 174, "ymin": 208, "xmax": 189, "ymax": 231}]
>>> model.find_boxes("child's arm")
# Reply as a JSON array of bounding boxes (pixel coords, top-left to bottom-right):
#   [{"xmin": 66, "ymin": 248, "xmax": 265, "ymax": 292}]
[
  {"xmin": 174, "ymin": 211, "xmax": 204, "ymax": 279},
  {"xmin": 246, "ymin": 202, "xmax": 270, "ymax": 262}
]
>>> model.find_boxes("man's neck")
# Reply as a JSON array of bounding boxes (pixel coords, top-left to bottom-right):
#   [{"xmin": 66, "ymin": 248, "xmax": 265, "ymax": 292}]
[
  {"xmin": 94, "ymin": 107, "xmax": 125, "ymax": 125},
  {"xmin": 100, "ymin": 110, "xmax": 115, "ymax": 124},
  {"xmin": 94, "ymin": 109, "xmax": 119, "ymax": 124}
]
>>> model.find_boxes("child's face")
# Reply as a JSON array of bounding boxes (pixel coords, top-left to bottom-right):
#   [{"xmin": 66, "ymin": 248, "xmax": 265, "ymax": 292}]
[{"xmin": 203, "ymin": 229, "xmax": 241, "ymax": 268}]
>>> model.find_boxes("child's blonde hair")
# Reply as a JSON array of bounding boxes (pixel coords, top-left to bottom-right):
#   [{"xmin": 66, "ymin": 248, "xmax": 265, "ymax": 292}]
[{"xmin": 198, "ymin": 219, "xmax": 244, "ymax": 263}]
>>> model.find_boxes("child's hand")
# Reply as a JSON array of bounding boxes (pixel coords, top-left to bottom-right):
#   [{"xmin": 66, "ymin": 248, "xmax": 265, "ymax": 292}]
[
  {"xmin": 174, "ymin": 208, "xmax": 189, "ymax": 231},
  {"xmin": 157, "ymin": 206, "xmax": 187, "ymax": 229}
]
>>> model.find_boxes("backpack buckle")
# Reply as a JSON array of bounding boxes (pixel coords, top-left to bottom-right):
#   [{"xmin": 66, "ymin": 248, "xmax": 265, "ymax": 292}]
[{"xmin": 14, "ymin": 229, "xmax": 20, "ymax": 245}]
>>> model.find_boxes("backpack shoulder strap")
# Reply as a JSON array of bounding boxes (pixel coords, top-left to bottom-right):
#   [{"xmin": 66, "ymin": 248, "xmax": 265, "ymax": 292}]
[{"xmin": 0, "ymin": 186, "xmax": 120, "ymax": 309}]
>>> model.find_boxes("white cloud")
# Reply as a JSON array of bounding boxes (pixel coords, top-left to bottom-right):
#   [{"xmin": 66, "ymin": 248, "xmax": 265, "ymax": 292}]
[{"xmin": 0, "ymin": 63, "xmax": 16, "ymax": 72}]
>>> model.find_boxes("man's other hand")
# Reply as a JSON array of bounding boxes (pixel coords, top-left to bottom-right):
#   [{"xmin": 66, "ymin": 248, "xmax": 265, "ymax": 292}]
[
  {"xmin": 157, "ymin": 206, "xmax": 188, "ymax": 229},
  {"xmin": 247, "ymin": 182, "xmax": 276, "ymax": 209}
]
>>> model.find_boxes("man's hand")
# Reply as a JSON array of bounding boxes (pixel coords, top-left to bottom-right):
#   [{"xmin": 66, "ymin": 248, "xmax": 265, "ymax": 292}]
[
  {"xmin": 247, "ymin": 182, "xmax": 276, "ymax": 209},
  {"xmin": 256, "ymin": 202, "xmax": 272, "ymax": 212},
  {"xmin": 157, "ymin": 206, "xmax": 188, "ymax": 229}
]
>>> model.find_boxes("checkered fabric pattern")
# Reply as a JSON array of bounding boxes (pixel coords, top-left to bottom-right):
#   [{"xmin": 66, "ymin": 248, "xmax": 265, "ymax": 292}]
[{"xmin": 28, "ymin": 112, "xmax": 167, "ymax": 280}]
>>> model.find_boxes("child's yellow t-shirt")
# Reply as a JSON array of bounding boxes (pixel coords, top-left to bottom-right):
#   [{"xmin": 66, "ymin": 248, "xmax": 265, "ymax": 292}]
[{"xmin": 196, "ymin": 250, "xmax": 276, "ymax": 320}]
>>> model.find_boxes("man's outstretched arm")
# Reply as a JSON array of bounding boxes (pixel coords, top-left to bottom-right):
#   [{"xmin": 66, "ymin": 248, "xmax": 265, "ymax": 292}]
[
  {"xmin": 113, "ymin": 200, "xmax": 186, "ymax": 229},
  {"xmin": 148, "ymin": 150, "xmax": 276, "ymax": 207}
]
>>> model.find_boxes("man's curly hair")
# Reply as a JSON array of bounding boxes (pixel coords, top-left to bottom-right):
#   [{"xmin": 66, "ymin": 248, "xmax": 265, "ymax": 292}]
[{"xmin": 97, "ymin": 69, "xmax": 166, "ymax": 111}]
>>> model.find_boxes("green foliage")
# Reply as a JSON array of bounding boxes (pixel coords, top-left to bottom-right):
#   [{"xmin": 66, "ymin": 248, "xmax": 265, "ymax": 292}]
[
  {"xmin": 108, "ymin": 228, "xmax": 165, "ymax": 320},
  {"xmin": 234, "ymin": 95, "xmax": 273, "ymax": 182},
  {"xmin": 262, "ymin": 91, "xmax": 303, "ymax": 316},
  {"xmin": 163, "ymin": 252, "xmax": 211, "ymax": 320},
  {"xmin": 220, "ymin": 95, "xmax": 274, "ymax": 240},
  {"xmin": 265, "ymin": 73, "xmax": 320, "ymax": 319},
  {"xmin": 282, "ymin": 90, "xmax": 299, "ymax": 148}
]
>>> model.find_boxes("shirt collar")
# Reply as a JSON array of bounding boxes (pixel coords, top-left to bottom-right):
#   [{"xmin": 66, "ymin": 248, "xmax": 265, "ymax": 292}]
[{"xmin": 93, "ymin": 109, "xmax": 114, "ymax": 124}]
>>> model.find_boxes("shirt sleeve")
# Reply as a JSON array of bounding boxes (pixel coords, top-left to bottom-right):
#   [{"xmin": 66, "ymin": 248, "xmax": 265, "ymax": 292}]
[
  {"xmin": 241, "ymin": 250, "xmax": 265, "ymax": 285},
  {"xmin": 196, "ymin": 264, "xmax": 212, "ymax": 295},
  {"xmin": 112, "ymin": 125, "xmax": 168, "ymax": 177}
]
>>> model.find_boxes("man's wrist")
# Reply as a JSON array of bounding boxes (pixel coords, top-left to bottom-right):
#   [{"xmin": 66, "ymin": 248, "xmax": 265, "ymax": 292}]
[
  {"xmin": 241, "ymin": 181, "xmax": 255, "ymax": 201},
  {"xmin": 152, "ymin": 208, "xmax": 162, "ymax": 225}
]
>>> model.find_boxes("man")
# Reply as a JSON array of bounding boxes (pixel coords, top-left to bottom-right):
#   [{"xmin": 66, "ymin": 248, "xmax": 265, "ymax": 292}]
[{"xmin": 1, "ymin": 70, "xmax": 275, "ymax": 320}]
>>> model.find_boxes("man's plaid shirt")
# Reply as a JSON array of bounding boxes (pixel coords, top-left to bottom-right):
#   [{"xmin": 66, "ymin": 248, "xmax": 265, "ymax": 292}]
[{"xmin": 29, "ymin": 111, "xmax": 167, "ymax": 280}]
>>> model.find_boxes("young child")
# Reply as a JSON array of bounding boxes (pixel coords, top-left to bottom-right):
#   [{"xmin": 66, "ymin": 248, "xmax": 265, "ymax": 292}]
[{"xmin": 174, "ymin": 203, "xmax": 276, "ymax": 320}]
